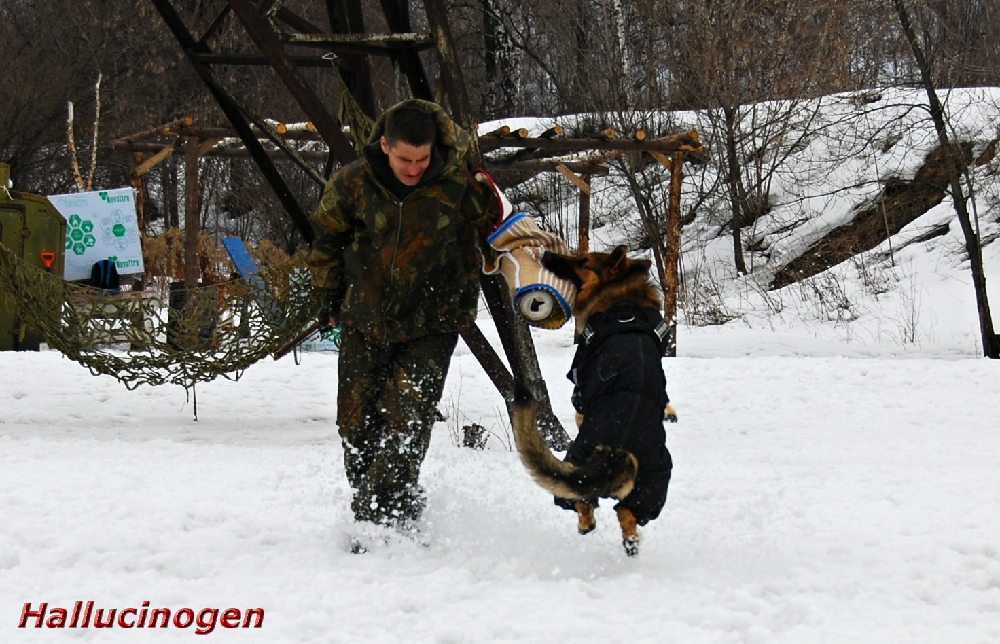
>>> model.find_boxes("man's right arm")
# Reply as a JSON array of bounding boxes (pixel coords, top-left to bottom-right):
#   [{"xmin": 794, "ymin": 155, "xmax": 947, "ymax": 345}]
[{"xmin": 308, "ymin": 172, "xmax": 356, "ymax": 324}]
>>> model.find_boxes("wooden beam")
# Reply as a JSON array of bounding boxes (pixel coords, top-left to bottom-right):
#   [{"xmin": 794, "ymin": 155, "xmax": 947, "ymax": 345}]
[
  {"xmin": 197, "ymin": 3, "xmax": 232, "ymax": 47},
  {"xmin": 150, "ymin": 0, "xmax": 316, "ymax": 243},
  {"xmin": 117, "ymin": 123, "xmax": 326, "ymax": 145},
  {"xmin": 115, "ymin": 142, "xmax": 332, "ymax": 161},
  {"xmin": 578, "ymin": 173, "xmax": 591, "ymax": 253},
  {"xmin": 226, "ymin": 0, "xmax": 357, "ymax": 165},
  {"xmin": 491, "ymin": 160, "xmax": 609, "ymax": 175},
  {"xmin": 325, "ymin": 0, "xmax": 377, "ymax": 122},
  {"xmin": 196, "ymin": 137, "xmax": 222, "ymax": 156},
  {"xmin": 281, "ymin": 32, "xmax": 434, "ymax": 52},
  {"xmin": 423, "ymin": 0, "xmax": 570, "ymax": 448},
  {"xmin": 484, "ymin": 125, "xmax": 511, "ymax": 137},
  {"xmin": 479, "ymin": 135, "xmax": 703, "ymax": 153},
  {"xmin": 649, "ymin": 149, "xmax": 673, "ymax": 172},
  {"xmin": 423, "ymin": 0, "xmax": 473, "ymax": 127},
  {"xmin": 112, "ymin": 116, "xmax": 192, "ymax": 148},
  {"xmin": 555, "ymin": 163, "xmax": 592, "ymax": 194},
  {"xmin": 460, "ymin": 322, "xmax": 513, "ymax": 395},
  {"xmin": 184, "ymin": 136, "xmax": 201, "ymax": 288},
  {"xmin": 192, "ymin": 52, "xmax": 338, "ymax": 67},
  {"xmin": 176, "ymin": 125, "xmax": 322, "ymax": 141},
  {"xmin": 131, "ymin": 151, "xmax": 147, "ymax": 235},
  {"xmin": 378, "ymin": 0, "xmax": 434, "ymax": 101},
  {"xmin": 664, "ymin": 151, "xmax": 684, "ymax": 335},
  {"xmin": 133, "ymin": 144, "xmax": 176, "ymax": 176},
  {"xmin": 119, "ymin": 144, "xmax": 618, "ymax": 177}
]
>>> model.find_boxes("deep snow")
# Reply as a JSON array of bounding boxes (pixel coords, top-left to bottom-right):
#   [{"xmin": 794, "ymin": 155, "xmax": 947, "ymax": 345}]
[
  {"xmin": 3, "ymin": 316, "xmax": 1000, "ymax": 643},
  {"xmin": 5, "ymin": 85, "xmax": 1000, "ymax": 642}
]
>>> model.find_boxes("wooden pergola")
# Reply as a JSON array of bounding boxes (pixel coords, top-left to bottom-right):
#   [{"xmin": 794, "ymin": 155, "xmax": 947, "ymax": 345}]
[{"xmin": 137, "ymin": 0, "xmax": 703, "ymax": 447}]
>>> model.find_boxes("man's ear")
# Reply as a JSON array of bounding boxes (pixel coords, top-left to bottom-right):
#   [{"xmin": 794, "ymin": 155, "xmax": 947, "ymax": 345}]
[{"xmin": 380, "ymin": 136, "xmax": 390, "ymax": 154}]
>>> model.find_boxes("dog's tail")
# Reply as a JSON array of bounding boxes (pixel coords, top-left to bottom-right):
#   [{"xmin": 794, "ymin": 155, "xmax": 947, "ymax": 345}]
[{"xmin": 512, "ymin": 382, "xmax": 638, "ymax": 500}]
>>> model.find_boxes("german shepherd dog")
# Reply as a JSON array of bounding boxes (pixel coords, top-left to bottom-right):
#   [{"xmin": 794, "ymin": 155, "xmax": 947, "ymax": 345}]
[{"xmin": 512, "ymin": 245, "xmax": 674, "ymax": 557}]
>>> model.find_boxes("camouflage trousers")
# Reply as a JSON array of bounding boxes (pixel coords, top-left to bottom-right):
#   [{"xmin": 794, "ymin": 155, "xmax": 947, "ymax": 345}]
[{"xmin": 336, "ymin": 326, "xmax": 458, "ymax": 526}]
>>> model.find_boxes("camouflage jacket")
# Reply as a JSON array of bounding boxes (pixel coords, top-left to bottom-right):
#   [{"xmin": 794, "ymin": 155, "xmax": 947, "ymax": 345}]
[{"xmin": 308, "ymin": 100, "xmax": 501, "ymax": 344}]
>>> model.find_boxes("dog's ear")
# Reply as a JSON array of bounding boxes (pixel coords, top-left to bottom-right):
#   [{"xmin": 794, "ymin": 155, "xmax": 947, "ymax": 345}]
[{"xmin": 606, "ymin": 245, "xmax": 629, "ymax": 276}]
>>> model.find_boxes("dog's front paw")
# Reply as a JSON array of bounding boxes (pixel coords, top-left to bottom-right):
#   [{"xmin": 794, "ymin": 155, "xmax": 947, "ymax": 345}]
[
  {"xmin": 664, "ymin": 404, "xmax": 678, "ymax": 423},
  {"xmin": 622, "ymin": 537, "xmax": 640, "ymax": 557}
]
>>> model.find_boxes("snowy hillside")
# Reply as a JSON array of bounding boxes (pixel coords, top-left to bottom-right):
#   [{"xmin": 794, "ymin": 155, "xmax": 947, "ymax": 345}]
[
  {"xmin": 493, "ymin": 87, "xmax": 1000, "ymax": 355},
  {"xmin": 4, "ymin": 89, "xmax": 1000, "ymax": 643}
]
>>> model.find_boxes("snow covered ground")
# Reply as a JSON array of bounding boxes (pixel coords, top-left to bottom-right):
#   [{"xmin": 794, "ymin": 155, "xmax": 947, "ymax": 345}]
[
  {"xmin": 4, "ymin": 85, "xmax": 1000, "ymax": 642},
  {"xmin": 3, "ymin": 311, "xmax": 1000, "ymax": 643}
]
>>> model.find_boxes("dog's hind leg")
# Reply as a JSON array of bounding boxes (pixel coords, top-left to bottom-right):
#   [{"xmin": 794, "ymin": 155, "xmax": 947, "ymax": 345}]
[
  {"xmin": 574, "ymin": 500, "xmax": 597, "ymax": 535},
  {"xmin": 615, "ymin": 506, "xmax": 640, "ymax": 557}
]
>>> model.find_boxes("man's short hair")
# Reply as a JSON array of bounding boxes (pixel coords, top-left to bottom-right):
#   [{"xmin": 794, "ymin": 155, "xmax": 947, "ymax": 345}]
[{"xmin": 383, "ymin": 107, "xmax": 437, "ymax": 147}]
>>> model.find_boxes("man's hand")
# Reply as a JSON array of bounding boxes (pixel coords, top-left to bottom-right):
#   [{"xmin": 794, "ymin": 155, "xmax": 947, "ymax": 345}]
[
  {"xmin": 474, "ymin": 168, "xmax": 513, "ymax": 220},
  {"xmin": 320, "ymin": 313, "xmax": 339, "ymax": 332},
  {"xmin": 319, "ymin": 293, "xmax": 341, "ymax": 332}
]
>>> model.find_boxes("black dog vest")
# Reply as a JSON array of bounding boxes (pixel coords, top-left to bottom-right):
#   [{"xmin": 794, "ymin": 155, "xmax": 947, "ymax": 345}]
[{"xmin": 558, "ymin": 302, "xmax": 674, "ymax": 525}]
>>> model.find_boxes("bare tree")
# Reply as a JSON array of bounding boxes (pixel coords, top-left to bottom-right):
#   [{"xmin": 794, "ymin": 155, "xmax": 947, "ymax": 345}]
[
  {"xmin": 891, "ymin": 0, "xmax": 999, "ymax": 357},
  {"xmin": 480, "ymin": 0, "xmax": 519, "ymax": 118}
]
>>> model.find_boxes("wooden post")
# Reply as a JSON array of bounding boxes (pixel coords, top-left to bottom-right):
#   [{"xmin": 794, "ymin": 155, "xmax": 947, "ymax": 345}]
[
  {"xmin": 577, "ymin": 174, "xmax": 591, "ymax": 253},
  {"xmin": 663, "ymin": 151, "xmax": 684, "ymax": 356},
  {"xmin": 183, "ymin": 137, "xmax": 201, "ymax": 290},
  {"xmin": 131, "ymin": 151, "xmax": 146, "ymax": 236}
]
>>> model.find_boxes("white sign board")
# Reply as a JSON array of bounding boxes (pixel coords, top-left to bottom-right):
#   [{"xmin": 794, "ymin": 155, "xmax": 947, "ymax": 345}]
[{"xmin": 48, "ymin": 188, "xmax": 144, "ymax": 281}]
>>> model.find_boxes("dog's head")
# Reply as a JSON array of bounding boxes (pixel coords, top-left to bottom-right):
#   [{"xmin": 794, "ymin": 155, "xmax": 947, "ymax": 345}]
[{"xmin": 541, "ymin": 245, "xmax": 655, "ymax": 319}]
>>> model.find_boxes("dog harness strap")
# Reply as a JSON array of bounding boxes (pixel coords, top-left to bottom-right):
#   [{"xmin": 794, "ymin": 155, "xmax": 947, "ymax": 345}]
[
  {"xmin": 653, "ymin": 320, "xmax": 671, "ymax": 346},
  {"xmin": 581, "ymin": 306, "xmax": 670, "ymax": 356}
]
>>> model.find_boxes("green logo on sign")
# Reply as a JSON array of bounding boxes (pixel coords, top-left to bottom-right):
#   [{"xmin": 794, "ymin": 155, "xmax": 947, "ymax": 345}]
[
  {"xmin": 99, "ymin": 191, "xmax": 130, "ymax": 204},
  {"xmin": 65, "ymin": 213, "xmax": 96, "ymax": 255}
]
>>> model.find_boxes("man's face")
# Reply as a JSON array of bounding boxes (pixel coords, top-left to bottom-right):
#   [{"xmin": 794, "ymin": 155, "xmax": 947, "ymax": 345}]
[{"xmin": 380, "ymin": 136, "xmax": 433, "ymax": 186}]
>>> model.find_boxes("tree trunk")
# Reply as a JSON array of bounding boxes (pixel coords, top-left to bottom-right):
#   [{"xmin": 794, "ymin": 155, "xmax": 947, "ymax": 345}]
[
  {"xmin": 892, "ymin": 0, "xmax": 999, "ymax": 358},
  {"xmin": 724, "ymin": 106, "xmax": 748, "ymax": 275},
  {"xmin": 622, "ymin": 154, "xmax": 668, "ymax": 310},
  {"xmin": 482, "ymin": 0, "xmax": 500, "ymax": 118},
  {"xmin": 571, "ymin": 0, "xmax": 588, "ymax": 112},
  {"xmin": 608, "ymin": 0, "xmax": 633, "ymax": 103}
]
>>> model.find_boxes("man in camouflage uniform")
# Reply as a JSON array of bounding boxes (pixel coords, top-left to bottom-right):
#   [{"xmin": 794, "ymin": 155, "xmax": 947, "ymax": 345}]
[{"xmin": 308, "ymin": 100, "xmax": 501, "ymax": 530}]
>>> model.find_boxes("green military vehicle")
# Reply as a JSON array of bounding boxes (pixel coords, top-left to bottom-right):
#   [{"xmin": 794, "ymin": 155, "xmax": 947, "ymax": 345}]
[{"xmin": 0, "ymin": 162, "xmax": 66, "ymax": 350}]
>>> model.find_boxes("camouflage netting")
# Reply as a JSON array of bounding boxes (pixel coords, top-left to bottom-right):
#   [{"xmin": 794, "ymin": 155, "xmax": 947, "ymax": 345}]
[
  {"xmin": 337, "ymin": 69, "xmax": 376, "ymax": 154},
  {"xmin": 0, "ymin": 241, "xmax": 320, "ymax": 389}
]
